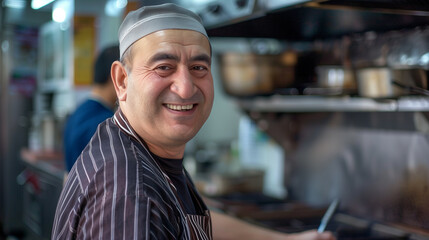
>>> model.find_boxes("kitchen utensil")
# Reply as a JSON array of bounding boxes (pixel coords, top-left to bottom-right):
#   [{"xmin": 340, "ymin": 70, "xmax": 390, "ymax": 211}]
[
  {"xmin": 356, "ymin": 67, "xmax": 402, "ymax": 98},
  {"xmin": 316, "ymin": 66, "xmax": 356, "ymax": 89},
  {"xmin": 220, "ymin": 52, "xmax": 296, "ymax": 97},
  {"xmin": 357, "ymin": 67, "xmax": 429, "ymax": 98},
  {"xmin": 392, "ymin": 81, "xmax": 429, "ymax": 96},
  {"xmin": 391, "ymin": 68, "xmax": 427, "ymax": 90},
  {"xmin": 308, "ymin": 66, "xmax": 357, "ymax": 96},
  {"xmin": 221, "ymin": 52, "xmax": 272, "ymax": 96},
  {"xmin": 391, "ymin": 67, "xmax": 429, "ymax": 96},
  {"xmin": 318, "ymin": 198, "xmax": 340, "ymax": 233}
]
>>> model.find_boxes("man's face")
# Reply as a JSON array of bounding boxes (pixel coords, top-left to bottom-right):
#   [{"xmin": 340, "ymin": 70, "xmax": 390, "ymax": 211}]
[{"xmin": 119, "ymin": 29, "xmax": 213, "ymax": 157}]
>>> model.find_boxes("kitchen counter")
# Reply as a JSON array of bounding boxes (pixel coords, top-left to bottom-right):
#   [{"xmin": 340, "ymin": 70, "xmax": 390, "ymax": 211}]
[
  {"xmin": 19, "ymin": 148, "xmax": 65, "ymax": 240},
  {"xmin": 20, "ymin": 148, "xmax": 65, "ymax": 181},
  {"xmin": 205, "ymin": 193, "xmax": 429, "ymax": 239}
]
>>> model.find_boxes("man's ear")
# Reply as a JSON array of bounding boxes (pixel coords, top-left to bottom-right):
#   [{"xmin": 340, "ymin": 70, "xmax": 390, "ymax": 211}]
[{"xmin": 111, "ymin": 60, "xmax": 128, "ymax": 101}]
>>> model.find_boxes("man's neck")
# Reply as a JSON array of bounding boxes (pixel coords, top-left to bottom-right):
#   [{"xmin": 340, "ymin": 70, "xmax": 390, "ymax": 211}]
[
  {"xmin": 91, "ymin": 87, "xmax": 114, "ymax": 109},
  {"xmin": 144, "ymin": 140, "xmax": 186, "ymax": 160}
]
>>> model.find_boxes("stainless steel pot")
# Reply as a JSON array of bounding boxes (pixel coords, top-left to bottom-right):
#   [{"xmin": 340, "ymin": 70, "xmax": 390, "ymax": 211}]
[
  {"xmin": 221, "ymin": 53, "xmax": 272, "ymax": 96},
  {"xmin": 357, "ymin": 67, "xmax": 429, "ymax": 98},
  {"xmin": 220, "ymin": 52, "xmax": 296, "ymax": 97},
  {"xmin": 356, "ymin": 67, "xmax": 396, "ymax": 98},
  {"xmin": 316, "ymin": 66, "xmax": 355, "ymax": 89}
]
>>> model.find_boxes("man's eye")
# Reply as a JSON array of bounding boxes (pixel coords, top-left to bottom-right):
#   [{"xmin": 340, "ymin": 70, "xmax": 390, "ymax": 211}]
[
  {"xmin": 157, "ymin": 65, "xmax": 171, "ymax": 71},
  {"xmin": 192, "ymin": 66, "xmax": 207, "ymax": 71}
]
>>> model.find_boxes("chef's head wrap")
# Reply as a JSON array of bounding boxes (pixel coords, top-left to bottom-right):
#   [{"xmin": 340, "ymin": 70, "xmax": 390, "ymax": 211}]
[{"xmin": 118, "ymin": 3, "xmax": 208, "ymax": 58}]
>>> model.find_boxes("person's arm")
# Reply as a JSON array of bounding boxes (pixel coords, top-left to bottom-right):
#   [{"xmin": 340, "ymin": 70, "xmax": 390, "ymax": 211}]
[{"xmin": 211, "ymin": 210, "xmax": 335, "ymax": 240}]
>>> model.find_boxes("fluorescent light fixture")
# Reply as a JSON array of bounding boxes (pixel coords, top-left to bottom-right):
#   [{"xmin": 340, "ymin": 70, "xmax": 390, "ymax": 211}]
[
  {"xmin": 52, "ymin": 7, "xmax": 66, "ymax": 22},
  {"xmin": 31, "ymin": 0, "xmax": 56, "ymax": 10},
  {"xmin": 5, "ymin": 0, "xmax": 26, "ymax": 9},
  {"xmin": 116, "ymin": 0, "xmax": 127, "ymax": 9},
  {"xmin": 105, "ymin": 0, "xmax": 127, "ymax": 17},
  {"xmin": 52, "ymin": 0, "xmax": 73, "ymax": 23}
]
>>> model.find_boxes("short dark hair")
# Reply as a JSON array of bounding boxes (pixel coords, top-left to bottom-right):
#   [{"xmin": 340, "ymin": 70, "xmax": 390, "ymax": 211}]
[{"xmin": 93, "ymin": 45, "xmax": 119, "ymax": 85}]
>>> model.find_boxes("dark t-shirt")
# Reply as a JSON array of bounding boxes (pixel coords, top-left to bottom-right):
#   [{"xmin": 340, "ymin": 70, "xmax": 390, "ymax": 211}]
[{"xmin": 153, "ymin": 154, "xmax": 198, "ymax": 214}]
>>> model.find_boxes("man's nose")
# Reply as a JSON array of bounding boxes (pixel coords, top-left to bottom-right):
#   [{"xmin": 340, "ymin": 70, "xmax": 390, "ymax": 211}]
[{"xmin": 170, "ymin": 67, "xmax": 196, "ymax": 99}]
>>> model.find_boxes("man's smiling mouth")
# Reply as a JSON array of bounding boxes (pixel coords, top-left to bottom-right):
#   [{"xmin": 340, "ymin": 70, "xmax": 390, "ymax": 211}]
[{"xmin": 165, "ymin": 104, "xmax": 194, "ymax": 111}]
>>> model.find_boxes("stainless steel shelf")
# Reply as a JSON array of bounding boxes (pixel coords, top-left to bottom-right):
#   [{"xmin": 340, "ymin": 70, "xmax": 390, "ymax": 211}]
[{"xmin": 237, "ymin": 96, "xmax": 429, "ymax": 112}]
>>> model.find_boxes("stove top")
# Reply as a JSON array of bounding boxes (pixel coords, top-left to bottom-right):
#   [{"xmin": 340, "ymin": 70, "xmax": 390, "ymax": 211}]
[
  {"xmin": 258, "ymin": 213, "xmax": 411, "ymax": 240},
  {"xmin": 205, "ymin": 193, "xmax": 429, "ymax": 240}
]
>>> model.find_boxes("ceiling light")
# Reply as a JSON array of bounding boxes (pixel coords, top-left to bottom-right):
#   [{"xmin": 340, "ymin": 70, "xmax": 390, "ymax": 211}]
[
  {"xmin": 52, "ymin": 7, "xmax": 66, "ymax": 22},
  {"xmin": 116, "ymin": 0, "xmax": 127, "ymax": 9},
  {"xmin": 5, "ymin": 0, "xmax": 26, "ymax": 9},
  {"xmin": 105, "ymin": 0, "xmax": 127, "ymax": 17},
  {"xmin": 31, "ymin": 0, "xmax": 56, "ymax": 10},
  {"xmin": 52, "ymin": 0, "xmax": 73, "ymax": 23}
]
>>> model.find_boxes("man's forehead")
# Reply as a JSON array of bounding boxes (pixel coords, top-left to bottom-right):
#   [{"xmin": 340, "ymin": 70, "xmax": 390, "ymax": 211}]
[{"xmin": 146, "ymin": 52, "xmax": 211, "ymax": 66}]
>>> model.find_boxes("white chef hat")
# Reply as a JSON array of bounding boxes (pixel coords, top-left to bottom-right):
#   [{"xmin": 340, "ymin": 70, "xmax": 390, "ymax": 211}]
[{"xmin": 118, "ymin": 3, "xmax": 208, "ymax": 58}]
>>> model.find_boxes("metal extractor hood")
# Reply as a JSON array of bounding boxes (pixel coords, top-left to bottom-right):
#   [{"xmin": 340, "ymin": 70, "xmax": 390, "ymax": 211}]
[{"xmin": 204, "ymin": 0, "xmax": 429, "ymax": 40}]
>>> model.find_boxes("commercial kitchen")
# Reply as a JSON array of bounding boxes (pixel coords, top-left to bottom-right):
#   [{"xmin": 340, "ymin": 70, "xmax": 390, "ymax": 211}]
[{"xmin": 1, "ymin": 0, "xmax": 429, "ymax": 239}]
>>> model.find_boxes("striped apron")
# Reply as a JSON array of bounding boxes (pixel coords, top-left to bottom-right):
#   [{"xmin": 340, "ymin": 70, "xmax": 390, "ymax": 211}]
[
  {"xmin": 114, "ymin": 110, "xmax": 213, "ymax": 239},
  {"xmin": 162, "ymin": 170, "xmax": 213, "ymax": 240}
]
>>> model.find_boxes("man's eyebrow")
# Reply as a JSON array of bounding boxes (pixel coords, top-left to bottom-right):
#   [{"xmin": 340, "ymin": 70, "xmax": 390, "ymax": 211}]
[
  {"xmin": 148, "ymin": 53, "xmax": 179, "ymax": 64},
  {"xmin": 190, "ymin": 54, "xmax": 211, "ymax": 65}
]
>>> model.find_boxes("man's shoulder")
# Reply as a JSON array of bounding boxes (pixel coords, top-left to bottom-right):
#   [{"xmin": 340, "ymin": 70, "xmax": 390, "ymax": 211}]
[
  {"xmin": 74, "ymin": 143, "xmax": 176, "ymax": 206},
  {"xmin": 75, "ymin": 121, "xmax": 152, "ymax": 188}
]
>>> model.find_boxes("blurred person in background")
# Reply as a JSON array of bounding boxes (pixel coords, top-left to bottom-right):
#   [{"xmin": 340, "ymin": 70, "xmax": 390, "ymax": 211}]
[
  {"xmin": 63, "ymin": 45, "xmax": 119, "ymax": 172},
  {"xmin": 53, "ymin": 4, "xmax": 335, "ymax": 240}
]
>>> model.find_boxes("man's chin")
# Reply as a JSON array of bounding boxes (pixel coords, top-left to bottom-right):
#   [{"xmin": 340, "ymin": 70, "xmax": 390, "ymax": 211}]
[
  {"xmin": 168, "ymin": 129, "xmax": 198, "ymax": 143},
  {"xmin": 171, "ymin": 133, "xmax": 196, "ymax": 143}
]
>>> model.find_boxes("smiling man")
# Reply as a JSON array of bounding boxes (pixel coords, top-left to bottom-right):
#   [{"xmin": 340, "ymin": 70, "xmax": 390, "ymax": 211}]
[
  {"xmin": 52, "ymin": 3, "xmax": 334, "ymax": 240},
  {"xmin": 114, "ymin": 29, "xmax": 214, "ymax": 160}
]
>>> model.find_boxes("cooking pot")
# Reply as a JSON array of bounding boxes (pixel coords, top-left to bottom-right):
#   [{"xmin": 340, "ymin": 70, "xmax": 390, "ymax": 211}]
[
  {"xmin": 220, "ymin": 52, "xmax": 296, "ymax": 97},
  {"xmin": 356, "ymin": 67, "xmax": 428, "ymax": 98},
  {"xmin": 313, "ymin": 66, "xmax": 356, "ymax": 95},
  {"xmin": 356, "ymin": 67, "xmax": 397, "ymax": 98},
  {"xmin": 316, "ymin": 66, "xmax": 355, "ymax": 88}
]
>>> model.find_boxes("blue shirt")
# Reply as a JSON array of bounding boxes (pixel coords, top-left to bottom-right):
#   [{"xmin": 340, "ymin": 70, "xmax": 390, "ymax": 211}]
[{"xmin": 63, "ymin": 98, "xmax": 113, "ymax": 171}]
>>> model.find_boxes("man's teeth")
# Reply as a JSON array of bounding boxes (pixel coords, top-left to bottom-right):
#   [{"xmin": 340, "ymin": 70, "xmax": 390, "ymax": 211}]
[{"xmin": 166, "ymin": 104, "xmax": 194, "ymax": 111}]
